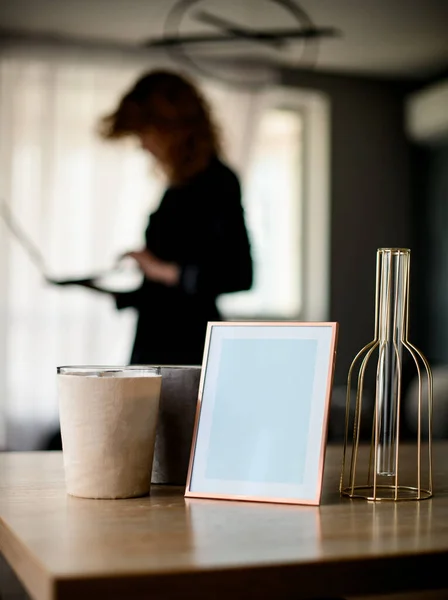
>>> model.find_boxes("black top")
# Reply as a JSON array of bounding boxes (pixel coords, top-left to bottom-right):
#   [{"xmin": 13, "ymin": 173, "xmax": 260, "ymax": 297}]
[{"xmin": 115, "ymin": 157, "xmax": 253, "ymax": 366}]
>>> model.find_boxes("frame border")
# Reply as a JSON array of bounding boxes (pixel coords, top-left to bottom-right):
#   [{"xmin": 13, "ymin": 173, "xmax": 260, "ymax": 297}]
[{"xmin": 184, "ymin": 321, "xmax": 338, "ymax": 505}]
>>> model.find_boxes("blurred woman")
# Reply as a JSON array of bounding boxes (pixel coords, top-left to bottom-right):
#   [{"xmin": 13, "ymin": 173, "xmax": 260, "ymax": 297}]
[{"xmin": 101, "ymin": 70, "xmax": 253, "ymax": 366}]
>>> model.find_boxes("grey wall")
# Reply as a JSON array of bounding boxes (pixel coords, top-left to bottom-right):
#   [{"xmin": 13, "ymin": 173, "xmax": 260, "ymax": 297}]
[
  {"xmin": 281, "ymin": 69, "xmax": 412, "ymax": 385},
  {"xmin": 412, "ymin": 143, "xmax": 448, "ymax": 364}
]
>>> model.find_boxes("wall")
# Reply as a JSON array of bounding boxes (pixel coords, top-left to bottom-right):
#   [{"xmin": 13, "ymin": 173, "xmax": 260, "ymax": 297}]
[
  {"xmin": 281, "ymin": 69, "xmax": 413, "ymax": 385},
  {"xmin": 412, "ymin": 143, "xmax": 448, "ymax": 364}
]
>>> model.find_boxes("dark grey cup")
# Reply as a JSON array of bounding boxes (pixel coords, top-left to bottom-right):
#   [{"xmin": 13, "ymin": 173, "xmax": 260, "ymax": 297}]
[{"xmin": 151, "ymin": 365, "xmax": 201, "ymax": 485}]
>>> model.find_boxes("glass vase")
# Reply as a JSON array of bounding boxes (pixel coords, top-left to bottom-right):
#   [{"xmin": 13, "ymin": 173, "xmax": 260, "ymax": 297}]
[{"xmin": 340, "ymin": 248, "xmax": 433, "ymax": 501}]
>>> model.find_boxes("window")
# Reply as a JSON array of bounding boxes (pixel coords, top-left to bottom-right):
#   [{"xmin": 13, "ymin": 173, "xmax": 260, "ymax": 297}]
[
  {"xmin": 220, "ymin": 88, "xmax": 330, "ymax": 323},
  {"xmin": 219, "ymin": 108, "xmax": 303, "ymax": 318}
]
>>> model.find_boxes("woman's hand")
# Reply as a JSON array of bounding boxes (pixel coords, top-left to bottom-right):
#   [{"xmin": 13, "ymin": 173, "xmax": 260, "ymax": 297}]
[{"xmin": 124, "ymin": 249, "xmax": 180, "ymax": 286}]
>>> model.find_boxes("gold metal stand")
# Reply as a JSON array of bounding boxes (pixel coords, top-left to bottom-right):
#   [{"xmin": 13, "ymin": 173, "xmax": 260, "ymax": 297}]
[{"xmin": 340, "ymin": 248, "xmax": 433, "ymax": 501}]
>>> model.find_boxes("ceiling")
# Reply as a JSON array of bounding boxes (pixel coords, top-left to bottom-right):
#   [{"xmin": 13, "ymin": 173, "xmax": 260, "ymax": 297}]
[{"xmin": 0, "ymin": 0, "xmax": 447, "ymax": 79}]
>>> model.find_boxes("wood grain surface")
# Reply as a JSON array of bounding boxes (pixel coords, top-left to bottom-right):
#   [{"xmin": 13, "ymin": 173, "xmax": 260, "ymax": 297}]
[{"xmin": 1, "ymin": 444, "xmax": 448, "ymax": 600}]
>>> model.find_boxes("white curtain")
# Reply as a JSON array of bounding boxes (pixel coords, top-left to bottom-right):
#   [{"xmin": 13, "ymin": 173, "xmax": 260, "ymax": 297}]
[{"xmin": 0, "ymin": 48, "xmax": 265, "ymax": 450}]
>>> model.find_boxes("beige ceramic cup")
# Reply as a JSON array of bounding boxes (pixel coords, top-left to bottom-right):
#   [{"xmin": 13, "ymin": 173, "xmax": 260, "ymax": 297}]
[{"xmin": 57, "ymin": 366, "xmax": 162, "ymax": 499}]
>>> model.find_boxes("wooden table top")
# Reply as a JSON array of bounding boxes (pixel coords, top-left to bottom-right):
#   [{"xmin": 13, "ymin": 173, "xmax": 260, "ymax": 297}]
[{"xmin": 1, "ymin": 445, "xmax": 448, "ymax": 600}]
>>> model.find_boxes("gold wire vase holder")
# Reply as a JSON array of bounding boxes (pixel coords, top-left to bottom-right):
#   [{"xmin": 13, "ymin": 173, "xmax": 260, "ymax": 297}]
[{"xmin": 340, "ymin": 248, "xmax": 433, "ymax": 501}]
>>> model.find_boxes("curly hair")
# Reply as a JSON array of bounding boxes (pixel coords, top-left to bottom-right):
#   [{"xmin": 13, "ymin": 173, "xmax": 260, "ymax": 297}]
[{"xmin": 99, "ymin": 70, "xmax": 221, "ymax": 184}]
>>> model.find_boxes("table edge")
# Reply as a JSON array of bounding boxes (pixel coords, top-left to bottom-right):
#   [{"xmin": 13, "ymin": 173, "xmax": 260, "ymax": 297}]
[{"xmin": 1, "ymin": 517, "xmax": 53, "ymax": 600}]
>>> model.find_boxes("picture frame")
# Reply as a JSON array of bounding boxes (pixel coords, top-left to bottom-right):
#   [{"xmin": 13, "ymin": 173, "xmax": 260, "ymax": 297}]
[{"xmin": 185, "ymin": 322, "xmax": 338, "ymax": 506}]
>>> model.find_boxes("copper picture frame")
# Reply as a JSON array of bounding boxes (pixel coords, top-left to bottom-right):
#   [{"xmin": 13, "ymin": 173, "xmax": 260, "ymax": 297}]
[{"xmin": 185, "ymin": 322, "xmax": 338, "ymax": 506}]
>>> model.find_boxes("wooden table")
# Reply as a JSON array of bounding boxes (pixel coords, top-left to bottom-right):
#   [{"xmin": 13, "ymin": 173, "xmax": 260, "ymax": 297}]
[{"xmin": 1, "ymin": 445, "xmax": 448, "ymax": 600}]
